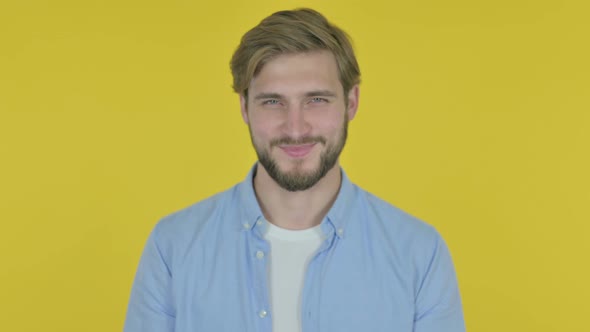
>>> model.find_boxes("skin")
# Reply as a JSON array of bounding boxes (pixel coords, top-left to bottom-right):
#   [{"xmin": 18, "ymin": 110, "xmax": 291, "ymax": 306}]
[{"xmin": 240, "ymin": 50, "xmax": 360, "ymax": 230}]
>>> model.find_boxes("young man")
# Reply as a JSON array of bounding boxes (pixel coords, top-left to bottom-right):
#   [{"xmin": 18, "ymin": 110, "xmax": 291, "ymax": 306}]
[{"xmin": 124, "ymin": 8, "xmax": 465, "ymax": 332}]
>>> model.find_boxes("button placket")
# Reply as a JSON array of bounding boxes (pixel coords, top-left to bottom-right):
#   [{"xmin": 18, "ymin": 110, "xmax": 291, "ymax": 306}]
[
  {"xmin": 246, "ymin": 227, "xmax": 271, "ymax": 329},
  {"xmin": 302, "ymin": 225, "xmax": 338, "ymax": 331}
]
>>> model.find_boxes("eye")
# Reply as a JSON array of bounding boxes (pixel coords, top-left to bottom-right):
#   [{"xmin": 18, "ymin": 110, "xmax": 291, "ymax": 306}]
[
  {"xmin": 310, "ymin": 97, "xmax": 328, "ymax": 103},
  {"xmin": 262, "ymin": 99, "xmax": 280, "ymax": 105}
]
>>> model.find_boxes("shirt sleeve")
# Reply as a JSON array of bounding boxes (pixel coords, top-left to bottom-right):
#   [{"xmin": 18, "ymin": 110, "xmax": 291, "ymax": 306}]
[
  {"xmin": 413, "ymin": 232, "xmax": 465, "ymax": 332},
  {"xmin": 124, "ymin": 223, "xmax": 175, "ymax": 332}
]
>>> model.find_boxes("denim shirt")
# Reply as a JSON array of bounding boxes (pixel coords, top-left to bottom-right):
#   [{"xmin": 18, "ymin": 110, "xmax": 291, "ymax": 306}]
[{"xmin": 124, "ymin": 166, "xmax": 465, "ymax": 332}]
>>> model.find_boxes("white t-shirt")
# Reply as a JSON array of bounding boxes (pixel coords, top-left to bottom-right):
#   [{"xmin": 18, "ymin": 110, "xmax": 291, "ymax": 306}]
[{"xmin": 264, "ymin": 222, "xmax": 324, "ymax": 332}]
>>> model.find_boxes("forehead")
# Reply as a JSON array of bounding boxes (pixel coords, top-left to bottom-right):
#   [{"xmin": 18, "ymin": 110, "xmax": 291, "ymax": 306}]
[{"xmin": 249, "ymin": 51, "xmax": 342, "ymax": 96}]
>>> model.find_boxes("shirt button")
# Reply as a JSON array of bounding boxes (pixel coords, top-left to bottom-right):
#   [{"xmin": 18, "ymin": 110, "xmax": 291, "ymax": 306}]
[
  {"xmin": 256, "ymin": 220, "xmax": 263, "ymax": 226},
  {"xmin": 243, "ymin": 222, "xmax": 250, "ymax": 229},
  {"xmin": 259, "ymin": 310, "xmax": 267, "ymax": 318},
  {"xmin": 337, "ymin": 228, "xmax": 344, "ymax": 236},
  {"xmin": 256, "ymin": 250, "xmax": 265, "ymax": 260}
]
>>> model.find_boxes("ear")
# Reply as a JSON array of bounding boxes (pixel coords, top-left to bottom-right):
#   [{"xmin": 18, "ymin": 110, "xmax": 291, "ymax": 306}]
[
  {"xmin": 240, "ymin": 94, "xmax": 249, "ymax": 124},
  {"xmin": 346, "ymin": 84, "xmax": 360, "ymax": 121}
]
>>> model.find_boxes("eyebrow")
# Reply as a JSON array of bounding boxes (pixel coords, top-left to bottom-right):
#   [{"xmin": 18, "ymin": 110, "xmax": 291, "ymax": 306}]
[
  {"xmin": 253, "ymin": 90, "xmax": 338, "ymax": 100},
  {"xmin": 253, "ymin": 92, "xmax": 283, "ymax": 101},
  {"xmin": 304, "ymin": 90, "xmax": 338, "ymax": 98}
]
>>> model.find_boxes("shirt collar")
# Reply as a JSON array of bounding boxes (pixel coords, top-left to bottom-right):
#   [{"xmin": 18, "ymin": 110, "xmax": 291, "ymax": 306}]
[
  {"xmin": 236, "ymin": 163, "xmax": 265, "ymax": 230},
  {"xmin": 324, "ymin": 167, "xmax": 356, "ymax": 238},
  {"xmin": 236, "ymin": 163, "xmax": 358, "ymax": 238}
]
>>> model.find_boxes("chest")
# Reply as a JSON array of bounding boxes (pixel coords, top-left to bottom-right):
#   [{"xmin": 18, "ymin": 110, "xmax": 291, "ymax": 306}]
[{"xmin": 171, "ymin": 229, "xmax": 416, "ymax": 332}]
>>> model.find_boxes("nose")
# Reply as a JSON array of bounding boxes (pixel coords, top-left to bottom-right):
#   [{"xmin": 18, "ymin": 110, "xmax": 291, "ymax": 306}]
[{"xmin": 282, "ymin": 105, "xmax": 311, "ymax": 139}]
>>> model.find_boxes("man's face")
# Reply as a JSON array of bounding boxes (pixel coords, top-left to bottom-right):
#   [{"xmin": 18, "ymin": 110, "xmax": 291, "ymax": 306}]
[{"xmin": 240, "ymin": 50, "xmax": 359, "ymax": 192}]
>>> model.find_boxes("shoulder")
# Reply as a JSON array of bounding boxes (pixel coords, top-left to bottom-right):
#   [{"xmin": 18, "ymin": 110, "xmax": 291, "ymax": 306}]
[
  {"xmin": 363, "ymin": 188, "xmax": 436, "ymax": 232},
  {"xmin": 353, "ymin": 187, "xmax": 456, "ymax": 284},
  {"xmin": 356, "ymin": 186, "xmax": 442, "ymax": 254},
  {"xmin": 152, "ymin": 184, "xmax": 238, "ymax": 245}
]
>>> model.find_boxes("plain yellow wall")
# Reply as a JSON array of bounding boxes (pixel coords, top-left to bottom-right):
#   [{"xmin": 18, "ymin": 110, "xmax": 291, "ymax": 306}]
[{"xmin": 1, "ymin": 0, "xmax": 588, "ymax": 331}]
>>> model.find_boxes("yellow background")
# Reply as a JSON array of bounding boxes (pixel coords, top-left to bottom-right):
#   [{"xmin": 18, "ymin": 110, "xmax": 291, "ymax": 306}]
[{"xmin": 1, "ymin": 0, "xmax": 588, "ymax": 331}]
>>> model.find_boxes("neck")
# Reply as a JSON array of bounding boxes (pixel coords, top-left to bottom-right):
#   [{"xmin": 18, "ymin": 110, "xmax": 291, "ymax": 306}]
[{"xmin": 253, "ymin": 163, "xmax": 342, "ymax": 230}]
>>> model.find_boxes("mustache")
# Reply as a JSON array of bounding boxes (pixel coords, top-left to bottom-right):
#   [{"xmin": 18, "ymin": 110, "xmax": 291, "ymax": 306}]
[{"xmin": 270, "ymin": 136, "xmax": 326, "ymax": 147}]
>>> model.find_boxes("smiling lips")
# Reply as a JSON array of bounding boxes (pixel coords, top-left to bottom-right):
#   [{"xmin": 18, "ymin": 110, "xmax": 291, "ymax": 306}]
[{"xmin": 278, "ymin": 143, "xmax": 316, "ymax": 158}]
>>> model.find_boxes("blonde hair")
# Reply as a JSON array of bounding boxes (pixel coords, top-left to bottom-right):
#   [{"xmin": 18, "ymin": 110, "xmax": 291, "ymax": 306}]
[{"xmin": 230, "ymin": 8, "xmax": 361, "ymax": 99}]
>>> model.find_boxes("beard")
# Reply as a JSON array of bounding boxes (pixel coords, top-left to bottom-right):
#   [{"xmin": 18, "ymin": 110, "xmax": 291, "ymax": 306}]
[{"xmin": 251, "ymin": 117, "xmax": 348, "ymax": 192}]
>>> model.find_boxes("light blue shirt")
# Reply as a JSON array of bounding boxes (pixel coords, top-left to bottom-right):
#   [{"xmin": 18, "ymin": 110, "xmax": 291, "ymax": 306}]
[{"xmin": 124, "ymin": 166, "xmax": 465, "ymax": 332}]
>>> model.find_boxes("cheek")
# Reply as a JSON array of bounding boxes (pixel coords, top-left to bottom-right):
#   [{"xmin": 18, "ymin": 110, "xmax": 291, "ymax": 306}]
[
  {"xmin": 317, "ymin": 113, "xmax": 346, "ymax": 136},
  {"xmin": 249, "ymin": 118, "xmax": 277, "ymax": 143}
]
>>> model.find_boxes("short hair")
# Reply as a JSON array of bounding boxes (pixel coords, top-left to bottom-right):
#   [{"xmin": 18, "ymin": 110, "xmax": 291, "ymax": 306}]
[{"xmin": 230, "ymin": 8, "xmax": 361, "ymax": 99}]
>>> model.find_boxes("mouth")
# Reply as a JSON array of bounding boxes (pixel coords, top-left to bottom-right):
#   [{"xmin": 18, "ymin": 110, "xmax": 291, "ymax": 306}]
[{"xmin": 278, "ymin": 143, "xmax": 317, "ymax": 158}]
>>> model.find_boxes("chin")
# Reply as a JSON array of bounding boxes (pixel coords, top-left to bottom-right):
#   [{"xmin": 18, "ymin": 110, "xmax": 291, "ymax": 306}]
[{"xmin": 278, "ymin": 157, "xmax": 318, "ymax": 172}]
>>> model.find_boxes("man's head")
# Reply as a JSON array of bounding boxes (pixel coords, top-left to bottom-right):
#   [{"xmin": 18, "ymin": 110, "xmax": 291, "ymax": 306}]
[
  {"xmin": 231, "ymin": 8, "xmax": 360, "ymax": 101},
  {"xmin": 231, "ymin": 9, "xmax": 361, "ymax": 192}
]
